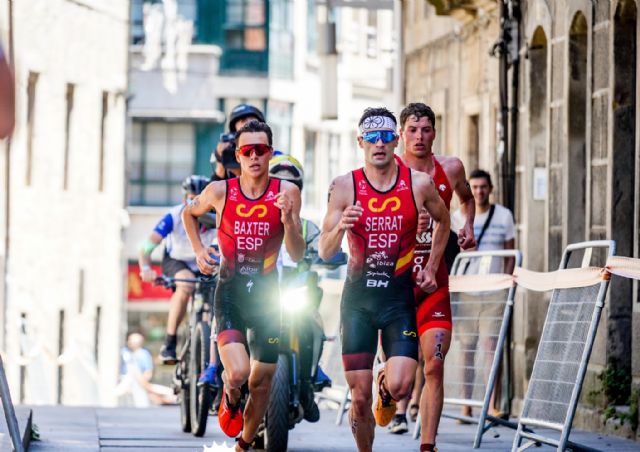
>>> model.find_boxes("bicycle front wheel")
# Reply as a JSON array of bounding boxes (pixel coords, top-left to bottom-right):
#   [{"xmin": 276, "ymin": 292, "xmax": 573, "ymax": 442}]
[
  {"xmin": 179, "ymin": 350, "xmax": 191, "ymax": 433},
  {"xmin": 190, "ymin": 320, "xmax": 213, "ymax": 437}
]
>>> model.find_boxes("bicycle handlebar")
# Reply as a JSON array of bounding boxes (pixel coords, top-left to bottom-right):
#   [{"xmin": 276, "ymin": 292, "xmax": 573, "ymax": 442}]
[{"xmin": 154, "ymin": 274, "xmax": 217, "ymax": 288}]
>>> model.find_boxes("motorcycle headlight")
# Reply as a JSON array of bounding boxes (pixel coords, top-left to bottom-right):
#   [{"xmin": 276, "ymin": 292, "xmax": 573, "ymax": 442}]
[{"xmin": 281, "ymin": 286, "xmax": 308, "ymax": 312}]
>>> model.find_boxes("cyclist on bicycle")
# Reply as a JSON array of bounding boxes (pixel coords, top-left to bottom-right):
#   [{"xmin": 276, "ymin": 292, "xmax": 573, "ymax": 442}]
[
  {"xmin": 138, "ymin": 175, "xmax": 216, "ymax": 364},
  {"xmin": 183, "ymin": 120, "xmax": 305, "ymax": 449}
]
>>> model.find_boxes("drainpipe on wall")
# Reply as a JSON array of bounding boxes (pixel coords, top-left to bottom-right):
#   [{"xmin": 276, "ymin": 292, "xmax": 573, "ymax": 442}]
[
  {"xmin": 507, "ymin": 0, "xmax": 520, "ymax": 214},
  {"xmin": 494, "ymin": 0, "xmax": 510, "ymax": 208},
  {"xmin": 505, "ymin": 0, "xmax": 520, "ymax": 415},
  {"xmin": 492, "ymin": 0, "xmax": 520, "ymax": 413},
  {"xmin": 493, "ymin": 0, "xmax": 520, "ymax": 211}
]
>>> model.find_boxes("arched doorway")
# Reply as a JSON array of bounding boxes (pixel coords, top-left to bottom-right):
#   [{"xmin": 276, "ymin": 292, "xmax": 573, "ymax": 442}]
[{"xmin": 566, "ymin": 13, "xmax": 588, "ymax": 248}]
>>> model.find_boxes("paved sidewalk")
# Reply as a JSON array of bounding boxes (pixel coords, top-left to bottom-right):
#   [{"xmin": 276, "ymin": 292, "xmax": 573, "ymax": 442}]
[{"xmin": 24, "ymin": 405, "xmax": 639, "ymax": 451}]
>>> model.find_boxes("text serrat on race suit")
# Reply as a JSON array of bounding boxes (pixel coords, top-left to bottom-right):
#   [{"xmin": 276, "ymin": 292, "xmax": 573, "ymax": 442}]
[{"xmin": 340, "ymin": 163, "xmax": 419, "ymax": 371}]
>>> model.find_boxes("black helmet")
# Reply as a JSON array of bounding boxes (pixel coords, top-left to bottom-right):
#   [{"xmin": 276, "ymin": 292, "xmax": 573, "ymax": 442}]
[
  {"xmin": 228, "ymin": 104, "xmax": 265, "ymax": 132},
  {"xmin": 181, "ymin": 175, "xmax": 209, "ymax": 195}
]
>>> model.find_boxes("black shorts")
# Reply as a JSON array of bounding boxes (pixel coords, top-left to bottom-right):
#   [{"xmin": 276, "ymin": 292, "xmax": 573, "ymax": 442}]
[
  {"xmin": 340, "ymin": 273, "xmax": 418, "ymax": 371},
  {"xmin": 214, "ymin": 273, "xmax": 281, "ymax": 364},
  {"xmin": 161, "ymin": 253, "xmax": 193, "ymax": 278}
]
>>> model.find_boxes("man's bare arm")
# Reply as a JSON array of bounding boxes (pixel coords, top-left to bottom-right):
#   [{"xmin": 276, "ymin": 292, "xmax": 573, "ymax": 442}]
[
  {"xmin": 182, "ymin": 182, "xmax": 223, "ymax": 274},
  {"xmin": 183, "ymin": 190, "xmax": 212, "ymax": 253},
  {"xmin": 279, "ymin": 181, "xmax": 306, "ymax": 262},
  {"xmin": 138, "ymin": 232, "xmax": 163, "ymax": 282},
  {"xmin": 504, "ymin": 238, "xmax": 515, "ymax": 274},
  {"xmin": 450, "ymin": 158, "xmax": 476, "ymax": 249},
  {"xmin": 319, "ymin": 176, "xmax": 358, "ymax": 261}
]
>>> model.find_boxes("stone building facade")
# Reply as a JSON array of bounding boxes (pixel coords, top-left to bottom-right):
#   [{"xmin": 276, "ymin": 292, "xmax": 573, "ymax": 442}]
[
  {"xmin": 402, "ymin": 0, "xmax": 639, "ymax": 437},
  {"xmin": 0, "ymin": 0, "xmax": 129, "ymax": 406}
]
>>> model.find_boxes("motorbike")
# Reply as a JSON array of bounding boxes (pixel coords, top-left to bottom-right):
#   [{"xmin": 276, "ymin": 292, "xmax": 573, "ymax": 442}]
[{"xmin": 256, "ymin": 224, "xmax": 347, "ymax": 452}]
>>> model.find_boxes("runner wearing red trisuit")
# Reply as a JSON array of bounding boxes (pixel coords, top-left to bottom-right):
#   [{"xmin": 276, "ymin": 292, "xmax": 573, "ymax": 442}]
[
  {"xmin": 400, "ymin": 102, "xmax": 476, "ymax": 452},
  {"xmin": 183, "ymin": 120, "xmax": 305, "ymax": 451},
  {"xmin": 319, "ymin": 107, "xmax": 451, "ymax": 452}
]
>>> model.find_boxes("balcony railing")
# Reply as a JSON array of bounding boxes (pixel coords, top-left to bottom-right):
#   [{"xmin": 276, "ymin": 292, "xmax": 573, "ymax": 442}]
[
  {"xmin": 427, "ymin": 0, "xmax": 493, "ymax": 16},
  {"xmin": 220, "ymin": 48, "xmax": 269, "ymax": 74}
]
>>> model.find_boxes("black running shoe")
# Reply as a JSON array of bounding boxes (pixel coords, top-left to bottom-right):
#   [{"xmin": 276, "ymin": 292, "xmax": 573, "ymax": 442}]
[
  {"xmin": 304, "ymin": 399, "xmax": 320, "ymax": 423},
  {"xmin": 389, "ymin": 414, "xmax": 409, "ymax": 434},
  {"xmin": 160, "ymin": 343, "xmax": 177, "ymax": 365}
]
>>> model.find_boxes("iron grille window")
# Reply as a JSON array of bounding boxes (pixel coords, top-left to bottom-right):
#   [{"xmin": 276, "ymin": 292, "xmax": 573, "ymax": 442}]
[
  {"xmin": 129, "ymin": 121, "xmax": 195, "ymax": 206},
  {"xmin": 304, "ymin": 130, "xmax": 317, "ymax": 206},
  {"xmin": 63, "ymin": 83, "xmax": 74, "ymax": 190},
  {"xmin": 307, "ymin": 0, "xmax": 317, "ymax": 54},
  {"xmin": 269, "ymin": 0, "xmax": 293, "ymax": 78},
  {"xmin": 99, "ymin": 93, "xmax": 108, "ymax": 191},
  {"xmin": 225, "ymin": 0, "xmax": 266, "ymax": 50},
  {"xmin": 267, "ymin": 100, "xmax": 292, "ymax": 152},
  {"xmin": 25, "ymin": 72, "xmax": 38, "ymax": 186},
  {"xmin": 328, "ymin": 133, "xmax": 340, "ymax": 181}
]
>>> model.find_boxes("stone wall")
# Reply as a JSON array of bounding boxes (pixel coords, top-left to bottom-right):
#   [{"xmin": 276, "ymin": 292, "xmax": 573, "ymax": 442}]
[
  {"xmin": 403, "ymin": 0, "xmax": 640, "ymax": 438},
  {"xmin": 2, "ymin": 0, "xmax": 129, "ymax": 406}
]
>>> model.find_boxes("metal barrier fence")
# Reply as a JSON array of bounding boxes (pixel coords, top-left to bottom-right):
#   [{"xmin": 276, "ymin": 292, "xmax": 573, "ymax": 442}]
[
  {"xmin": 432, "ymin": 249, "xmax": 522, "ymax": 448},
  {"xmin": 512, "ymin": 240, "xmax": 615, "ymax": 452},
  {"xmin": 316, "ymin": 320, "xmax": 352, "ymax": 425},
  {"xmin": 314, "ymin": 278, "xmax": 351, "ymax": 426},
  {"xmin": 0, "ymin": 355, "xmax": 25, "ymax": 452}
]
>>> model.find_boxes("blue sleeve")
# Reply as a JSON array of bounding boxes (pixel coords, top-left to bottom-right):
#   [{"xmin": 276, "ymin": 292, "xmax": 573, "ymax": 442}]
[
  {"xmin": 153, "ymin": 212, "xmax": 173, "ymax": 238},
  {"xmin": 139, "ymin": 350, "xmax": 153, "ymax": 373}
]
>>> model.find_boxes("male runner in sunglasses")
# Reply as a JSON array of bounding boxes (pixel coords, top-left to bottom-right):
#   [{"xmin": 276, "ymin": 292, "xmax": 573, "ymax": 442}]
[
  {"xmin": 400, "ymin": 102, "xmax": 476, "ymax": 452},
  {"xmin": 183, "ymin": 120, "xmax": 305, "ymax": 451},
  {"xmin": 318, "ymin": 107, "xmax": 450, "ymax": 452}
]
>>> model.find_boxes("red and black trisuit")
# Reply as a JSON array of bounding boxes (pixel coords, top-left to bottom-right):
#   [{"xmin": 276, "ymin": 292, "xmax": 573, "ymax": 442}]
[
  {"xmin": 341, "ymin": 162, "xmax": 419, "ymax": 372},
  {"xmin": 215, "ymin": 177, "xmax": 284, "ymax": 364},
  {"xmin": 412, "ymin": 157, "xmax": 453, "ymax": 336}
]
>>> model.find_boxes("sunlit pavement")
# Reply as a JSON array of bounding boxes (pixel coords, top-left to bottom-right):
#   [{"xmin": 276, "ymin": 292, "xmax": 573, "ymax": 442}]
[
  {"xmin": 23, "ymin": 287, "xmax": 639, "ymax": 451},
  {"xmin": 23, "ymin": 405, "xmax": 639, "ymax": 451}
]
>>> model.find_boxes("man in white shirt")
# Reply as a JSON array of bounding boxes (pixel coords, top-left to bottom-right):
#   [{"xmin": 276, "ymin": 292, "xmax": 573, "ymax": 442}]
[
  {"xmin": 451, "ymin": 169, "xmax": 515, "ymax": 418},
  {"xmin": 452, "ymin": 169, "xmax": 515, "ymax": 273}
]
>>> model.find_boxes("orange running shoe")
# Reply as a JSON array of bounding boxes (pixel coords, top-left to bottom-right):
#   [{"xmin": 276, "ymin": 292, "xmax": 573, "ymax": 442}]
[
  {"xmin": 218, "ymin": 390, "xmax": 243, "ymax": 438},
  {"xmin": 373, "ymin": 368, "xmax": 396, "ymax": 427}
]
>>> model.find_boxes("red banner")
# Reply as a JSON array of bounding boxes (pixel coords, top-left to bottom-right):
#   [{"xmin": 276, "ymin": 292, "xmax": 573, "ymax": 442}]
[{"xmin": 127, "ymin": 263, "xmax": 172, "ymax": 301}]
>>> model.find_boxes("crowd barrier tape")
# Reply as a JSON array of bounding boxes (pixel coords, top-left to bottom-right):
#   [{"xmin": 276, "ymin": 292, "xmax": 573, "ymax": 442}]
[{"xmin": 449, "ymin": 255, "xmax": 640, "ymax": 295}]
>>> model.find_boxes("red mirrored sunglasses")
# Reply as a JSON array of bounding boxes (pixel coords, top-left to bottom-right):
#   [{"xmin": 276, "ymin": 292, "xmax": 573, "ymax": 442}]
[{"xmin": 237, "ymin": 143, "xmax": 273, "ymax": 157}]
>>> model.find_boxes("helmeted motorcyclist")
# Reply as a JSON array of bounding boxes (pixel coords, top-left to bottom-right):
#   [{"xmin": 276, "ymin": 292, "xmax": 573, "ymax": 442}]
[
  {"xmin": 211, "ymin": 104, "xmax": 266, "ymax": 181},
  {"xmin": 268, "ymin": 154, "xmax": 332, "ymax": 422},
  {"xmin": 269, "ymin": 154, "xmax": 317, "ymax": 275}
]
